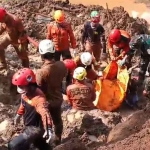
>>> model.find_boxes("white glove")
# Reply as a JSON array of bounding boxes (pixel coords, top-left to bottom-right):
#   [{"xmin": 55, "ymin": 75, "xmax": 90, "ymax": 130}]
[
  {"xmin": 73, "ymin": 49, "xmax": 77, "ymax": 57},
  {"xmin": 98, "ymin": 71, "xmax": 103, "ymax": 77},
  {"xmin": 43, "ymin": 128, "xmax": 53, "ymax": 143},
  {"xmin": 118, "ymin": 59, "xmax": 125, "ymax": 67},
  {"xmin": 14, "ymin": 114, "xmax": 21, "ymax": 125}
]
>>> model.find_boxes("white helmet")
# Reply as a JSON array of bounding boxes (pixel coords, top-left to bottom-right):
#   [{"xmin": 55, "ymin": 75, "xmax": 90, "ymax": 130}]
[
  {"xmin": 80, "ymin": 52, "xmax": 92, "ymax": 66},
  {"xmin": 73, "ymin": 67, "xmax": 87, "ymax": 81},
  {"xmin": 39, "ymin": 39, "xmax": 55, "ymax": 54}
]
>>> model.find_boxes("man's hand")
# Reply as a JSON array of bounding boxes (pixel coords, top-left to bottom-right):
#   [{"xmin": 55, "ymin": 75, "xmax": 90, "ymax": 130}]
[
  {"xmin": 43, "ymin": 128, "xmax": 53, "ymax": 143},
  {"xmin": 14, "ymin": 114, "xmax": 21, "ymax": 126},
  {"xmin": 118, "ymin": 59, "xmax": 125, "ymax": 67}
]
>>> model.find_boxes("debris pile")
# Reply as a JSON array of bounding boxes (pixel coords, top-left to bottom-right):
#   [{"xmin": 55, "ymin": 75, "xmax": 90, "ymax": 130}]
[{"xmin": 0, "ymin": 0, "xmax": 149, "ymax": 150}]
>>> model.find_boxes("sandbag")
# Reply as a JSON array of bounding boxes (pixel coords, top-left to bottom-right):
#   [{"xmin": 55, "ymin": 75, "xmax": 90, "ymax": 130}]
[{"xmin": 93, "ymin": 62, "xmax": 129, "ymax": 111}]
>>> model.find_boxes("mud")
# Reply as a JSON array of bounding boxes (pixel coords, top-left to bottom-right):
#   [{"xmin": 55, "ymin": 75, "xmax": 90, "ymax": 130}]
[{"xmin": 0, "ymin": 0, "xmax": 150, "ymax": 150}]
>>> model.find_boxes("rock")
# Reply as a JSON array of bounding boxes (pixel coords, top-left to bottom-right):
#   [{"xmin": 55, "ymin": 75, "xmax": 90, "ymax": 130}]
[
  {"xmin": 88, "ymin": 135, "xmax": 97, "ymax": 142},
  {"xmin": 54, "ymin": 138, "xmax": 88, "ymax": 150},
  {"xmin": 0, "ymin": 120, "xmax": 9, "ymax": 133},
  {"xmin": 67, "ymin": 114, "xmax": 75, "ymax": 123},
  {"xmin": 107, "ymin": 109, "xmax": 150, "ymax": 144}
]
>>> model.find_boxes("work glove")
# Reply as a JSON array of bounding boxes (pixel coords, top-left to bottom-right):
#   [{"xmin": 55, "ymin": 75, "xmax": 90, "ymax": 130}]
[
  {"xmin": 14, "ymin": 114, "xmax": 21, "ymax": 125},
  {"xmin": 118, "ymin": 59, "xmax": 125, "ymax": 67},
  {"xmin": 73, "ymin": 49, "xmax": 78, "ymax": 57},
  {"xmin": 43, "ymin": 128, "xmax": 53, "ymax": 143},
  {"xmin": 98, "ymin": 71, "xmax": 103, "ymax": 77},
  {"xmin": 18, "ymin": 44, "xmax": 22, "ymax": 52}
]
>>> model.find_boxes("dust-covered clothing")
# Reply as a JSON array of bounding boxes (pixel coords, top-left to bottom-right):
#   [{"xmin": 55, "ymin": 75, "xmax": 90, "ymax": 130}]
[
  {"xmin": 36, "ymin": 60, "xmax": 67, "ymax": 107},
  {"xmin": 66, "ymin": 80, "xmax": 96, "ymax": 110},
  {"xmin": 108, "ymin": 30, "xmax": 131, "ymax": 60},
  {"xmin": 81, "ymin": 21, "xmax": 106, "ymax": 61},
  {"xmin": 36, "ymin": 60, "xmax": 67, "ymax": 144},
  {"xmin": 17, "ymin": 88, "xmax": 52, "ymax": 129},
  {"xmin": 8, "ymin": 88, "xmax": 52, "ymax": 150},
  {"xmin": 46, "ymin": 22, "xmax": 76, "ymax": 61},
  {"xmin": 0, "ymin": 12, "xmax": 29, "ymax": 68},
  {"xmin": 130, "ymin": 34, "xmax": 150, "ymax": 81},
  {"xmin": 73, "ymin": 55, "xmax": 98, "ymax": 80}
]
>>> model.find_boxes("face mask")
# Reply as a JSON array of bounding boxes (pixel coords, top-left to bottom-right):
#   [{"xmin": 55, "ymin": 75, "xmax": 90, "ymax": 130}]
[
  {"xmin": 17, "ymin": 86, "xmax": 26, "ymax": 94},
  {"xmin": 90, "ymin": 22, "xmax": 98, "ymax": 29}
]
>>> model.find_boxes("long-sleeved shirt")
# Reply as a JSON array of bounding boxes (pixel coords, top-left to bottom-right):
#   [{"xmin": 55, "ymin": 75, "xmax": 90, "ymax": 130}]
[
  {"xmin": 17, "ymin": 88, "xmax": 52, "ymax": 130},
  {"xmin": 46, "ymin": 22, "xmax": 76, "ymax": 51},
  {"xmin": 107, "ymin": 30, "xmax": 131, "ymax": 60}
]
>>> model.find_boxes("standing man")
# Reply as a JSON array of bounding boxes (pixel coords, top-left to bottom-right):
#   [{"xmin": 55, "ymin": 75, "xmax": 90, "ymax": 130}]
[
  {"xmin": 0, "ymin": 8, "xmax": 29, "ymax": 70},
  {"xmin": 36, "ymin": 39, "xmax": 67, "ymax": 145},
  {"xmin": 81, "ymin": 10, "xmax": 106, "ymax": 62},
  {"xmin": 46, "ymin": 10, "xmax": 76, "ymax": 61}
]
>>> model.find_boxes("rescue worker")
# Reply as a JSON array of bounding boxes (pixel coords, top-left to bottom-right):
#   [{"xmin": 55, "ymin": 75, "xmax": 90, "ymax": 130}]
[
  {"xmin": 0, "ymin": 8, "xmax": 29, "ymax": 70},
  {"xmin": 74, "ymin": 52, "xmax": 100, "ymax": 80},
  {"xmin": 125, "ymin": 34, "xmax": 150, "ymax": 108},
  {"xmin": 81, "ymin": 10, "xmax": 106, "ymax": 62},
  {"xmin": 46, "ymin": 10, "xmax": 76, "ymax": 61},
  {"xmin": 36, "ymin": 39, "xmax": 67, "ymax": 145},
  {"xmin": 66, "ymin": 67, "xmax": 96, "ymax": 110},
  {"xmin": 63, "ymin": 59, "xmax": 77, "ymax": 92},
  {"xmin": 8, "ymin": 68, "xmax": 52, "ymax": 150},
  {"xmin": 130, "ymin": 34, "xmax": 150, "ymax": 82},
  {"xmin": 108, "ymin": 29, "xmax": 131, "ymax": 68}
]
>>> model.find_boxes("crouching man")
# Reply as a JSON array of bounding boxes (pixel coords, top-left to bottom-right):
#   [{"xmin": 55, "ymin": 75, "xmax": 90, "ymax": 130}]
[{"xmin": 66, "ymin": 67, "xmax": 96, "ymax": 110}]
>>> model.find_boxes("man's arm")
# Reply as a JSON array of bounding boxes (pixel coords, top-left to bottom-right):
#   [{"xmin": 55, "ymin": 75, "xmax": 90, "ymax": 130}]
[
  {"xmin": 81, "ymin": 24, "xmax": 87, "ymax": 46},
  {"xmin": 0, "ymin": 24, "xmax": 5, "ymax": 35},
  {"xmin": 36, "ymin": 70, "xmax": 46, "ymax": 93},
  {"xmin": 66, "ymin": 87, "xmax": 73, "ymax": 106},
  {"xmin": 17, "ymin": 103, "xmax": 25, "ymax": 115},
  {"xmin": 107, "ymin": 39, "xmax": 115, "ymax": 59},
  {"xmin": 34, "ymin": 97, "xmax": 52, "ymax": 129},
  {"xmin": 68, "ymin": 23, "xmax": 76, "ymax": 49},
  {"xmin": 16, "ymin": 18, "xmax": 27, "ymax": 43},
  {"xmin": 46, "ymin": 24, "xmax": 52, "ymax": 39},
  {"xmin": 99, "ymin": 26, "xmax": 106, "ymax": 53}
]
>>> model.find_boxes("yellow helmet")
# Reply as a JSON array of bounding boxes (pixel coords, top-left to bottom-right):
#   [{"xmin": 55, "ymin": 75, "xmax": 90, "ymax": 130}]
[
  {"xmin": 73, "ymin": 67, "xmax": 87, "ymax": 81},
  {"xmin": 53, "ymin": 10, "xmax": 65, "ymax": 23}
]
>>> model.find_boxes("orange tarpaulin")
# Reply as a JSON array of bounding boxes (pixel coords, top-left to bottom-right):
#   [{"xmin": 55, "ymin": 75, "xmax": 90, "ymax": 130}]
[{"xmin": 93, "ymin": 61, "xmax": 129, "ymax": 111}]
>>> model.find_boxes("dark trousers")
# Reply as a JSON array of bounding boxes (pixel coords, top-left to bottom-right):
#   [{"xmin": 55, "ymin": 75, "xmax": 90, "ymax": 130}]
[
  {"xmin": 8, "ymin": 126, "xmax": 50, "ymax": 150},
  {"xmin": 55, "ymin": 49, "xmax": 72, "ymax": 61},
  {"xmin": 139, "ymin": 55, "xmax": 150, "ymax": 82},
  {"xmin": 49, "ymin": 105, "xmax": 63, "ymax": 145}
]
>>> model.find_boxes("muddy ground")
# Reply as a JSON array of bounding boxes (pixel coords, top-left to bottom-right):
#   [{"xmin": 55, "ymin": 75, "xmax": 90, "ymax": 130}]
[{"xmin": 0, "ymin": 0, "xmax": 150, "ymax": 150}]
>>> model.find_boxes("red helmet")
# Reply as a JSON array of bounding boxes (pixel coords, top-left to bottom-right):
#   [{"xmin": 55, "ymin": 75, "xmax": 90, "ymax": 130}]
[
  {"xmin": 0, "ymin": 8, "xmax": 6, "ymax": 22},
  {"xmin": 109, "ymin": 29, "xmax": 121, "ymax": 43},
  {"xmin": 12, "ymin": 68, "xmax": 36, "ymax": 86},
  {"xmin": 63, "ymin": 59, "xmax": 77, "ymax": 71}
]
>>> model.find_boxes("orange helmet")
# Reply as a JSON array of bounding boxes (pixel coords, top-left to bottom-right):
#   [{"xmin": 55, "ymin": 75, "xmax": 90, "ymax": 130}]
[{"xmin": 54, "ymin": 10, "xmax": 65, "ymax": 23}]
